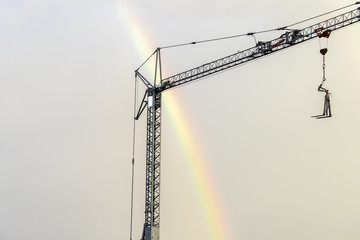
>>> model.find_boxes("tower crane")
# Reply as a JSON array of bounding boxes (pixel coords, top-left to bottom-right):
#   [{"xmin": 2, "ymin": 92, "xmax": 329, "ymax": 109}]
[{"xmin": 131, "ymin": 4, "xmax": 360, "ymax": 240}]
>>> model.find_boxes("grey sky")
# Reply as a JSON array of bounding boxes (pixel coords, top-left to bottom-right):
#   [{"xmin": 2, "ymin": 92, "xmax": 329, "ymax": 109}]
[{"xmin": 1, "ymin": 0, "xmax": 360, "ymax": 240}]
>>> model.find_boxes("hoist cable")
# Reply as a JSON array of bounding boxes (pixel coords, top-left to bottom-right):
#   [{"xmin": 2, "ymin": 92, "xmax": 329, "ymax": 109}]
[
  {"xmin": 129, "ymin": 76, "xmax": 139, "ymax": 240},
  {"xmin": 158, "ymin": 2, "xmax": 358, "ymax": 50},
  {"xmin": 322, "ymin": 55, "xmax": 326, "ymax": 83}
]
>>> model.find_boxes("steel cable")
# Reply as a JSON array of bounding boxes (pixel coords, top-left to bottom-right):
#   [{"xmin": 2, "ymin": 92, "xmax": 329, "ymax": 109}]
[{"xmin": 129, "ymin": 76, "xmax": 139, "ymax": 240}]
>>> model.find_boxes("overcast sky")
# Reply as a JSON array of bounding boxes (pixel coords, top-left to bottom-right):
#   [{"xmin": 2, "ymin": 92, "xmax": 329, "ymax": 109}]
[{"xmin": 1, "ymin": 0, "xmax": 360, "ymax": 240}]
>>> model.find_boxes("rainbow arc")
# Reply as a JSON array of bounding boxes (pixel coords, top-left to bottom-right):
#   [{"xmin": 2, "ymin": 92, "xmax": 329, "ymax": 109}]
[{"xmin": 119, "ymin": 4, "xmax": 231, "ymax": 240}]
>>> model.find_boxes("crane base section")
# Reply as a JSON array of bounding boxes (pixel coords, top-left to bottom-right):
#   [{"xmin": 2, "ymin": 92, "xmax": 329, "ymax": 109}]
[{"xmin": 141, "ymin": 225, "xmax": 159, "ymax": 240}]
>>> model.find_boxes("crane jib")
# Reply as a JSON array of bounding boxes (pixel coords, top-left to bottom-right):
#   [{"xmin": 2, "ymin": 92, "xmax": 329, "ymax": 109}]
[{"xmin": 158, "ymin": 8, "xmax": 360, "ymax": 92}]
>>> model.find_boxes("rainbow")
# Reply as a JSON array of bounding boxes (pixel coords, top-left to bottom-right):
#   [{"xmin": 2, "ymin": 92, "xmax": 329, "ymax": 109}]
[
  {"xmin": 164, "ymin": 93, "xmax": 231, "ymax": 240},
  {"xmin": 118, "ymin": 4, "xmax": 231, "ymax": 240}
]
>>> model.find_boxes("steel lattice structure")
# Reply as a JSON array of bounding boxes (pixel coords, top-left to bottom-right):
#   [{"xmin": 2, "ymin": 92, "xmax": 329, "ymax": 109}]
[
  {"xmin": 134, "ymin": 6, "xmax": 360, "ymax": 240},
  {"xmin": 141, "ymin": 90, "xmax": 162, "ymax": 240}
]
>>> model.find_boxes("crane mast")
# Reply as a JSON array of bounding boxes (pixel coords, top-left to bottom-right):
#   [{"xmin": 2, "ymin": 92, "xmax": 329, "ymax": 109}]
[{"xmin": 134, "ymin": 6, "xmax": 360, "ymax": 240}]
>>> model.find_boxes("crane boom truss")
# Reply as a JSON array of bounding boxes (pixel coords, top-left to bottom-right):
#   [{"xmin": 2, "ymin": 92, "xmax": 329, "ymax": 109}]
[{"xmin": 158, "ymin": 8, "xmax": 360, "ymax": 91}]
